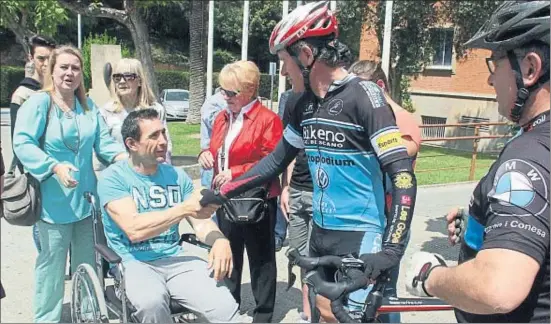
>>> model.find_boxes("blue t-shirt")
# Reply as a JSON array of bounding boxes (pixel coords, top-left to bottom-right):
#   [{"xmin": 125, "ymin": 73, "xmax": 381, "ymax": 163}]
[{"xmin": 97, "ymin": 161, "xmax": 194, "ymax": 262}]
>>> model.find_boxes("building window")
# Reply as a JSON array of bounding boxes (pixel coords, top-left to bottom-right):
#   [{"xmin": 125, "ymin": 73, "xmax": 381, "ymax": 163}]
[
  {"xmin": 421, "ymin": 115, "xmax": 447, "ymax": 138},
  {"xmin": 460, "ymin": 116, "xmax": 491, "ymax": 132},
  {"xmin": 430, "ymin": 28, "xmax": 454, "ymax": 68}
]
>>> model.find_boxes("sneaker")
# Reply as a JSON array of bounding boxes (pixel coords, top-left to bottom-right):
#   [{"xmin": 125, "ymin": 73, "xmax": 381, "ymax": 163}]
[{"xmin": 298, "ymin": 311, "xmax": 310, "ymax": 323}]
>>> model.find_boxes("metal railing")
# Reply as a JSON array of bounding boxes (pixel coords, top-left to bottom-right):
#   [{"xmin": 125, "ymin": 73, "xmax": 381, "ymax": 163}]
[{"xmin": 417, "ymin": 121, "xmax": 513, "ymax": 180}]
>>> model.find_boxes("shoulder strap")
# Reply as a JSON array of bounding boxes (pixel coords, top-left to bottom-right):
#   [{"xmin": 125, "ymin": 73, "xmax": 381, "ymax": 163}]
[{"xmin": 8, "ymin": 94, "xmax": 52, "ymax": 175}]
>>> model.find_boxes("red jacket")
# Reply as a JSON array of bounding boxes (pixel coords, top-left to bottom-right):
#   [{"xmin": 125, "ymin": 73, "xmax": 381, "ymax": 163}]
[{"xmin": 208, "ymin": 100, "xmax": 283, "ymax": 198}]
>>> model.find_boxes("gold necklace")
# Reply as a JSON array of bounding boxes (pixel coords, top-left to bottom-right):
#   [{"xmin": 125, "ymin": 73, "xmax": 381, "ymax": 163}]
[{"xmin": 53, "ymin": 92, "xmax": 75, "ymax": 113}]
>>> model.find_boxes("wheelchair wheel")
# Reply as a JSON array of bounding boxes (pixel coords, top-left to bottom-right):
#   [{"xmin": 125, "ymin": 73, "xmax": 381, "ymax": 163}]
[{"xmin": 71, "ymin": 263, "xmax": 109, "ymax": 323}]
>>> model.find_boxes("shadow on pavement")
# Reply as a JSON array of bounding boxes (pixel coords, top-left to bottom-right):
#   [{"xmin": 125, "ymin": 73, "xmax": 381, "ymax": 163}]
[
  {"xmin": 238, "ymin": 281, "xmax": 302, "ymax": 323},
  {"xmin": 420, "ymin": 214, "xmax": 460, "ymax": 262}
]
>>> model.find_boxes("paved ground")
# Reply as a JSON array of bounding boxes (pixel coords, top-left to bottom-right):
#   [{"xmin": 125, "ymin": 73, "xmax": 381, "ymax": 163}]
[{"xmin": 0, "ymin": 116, "xmax": 474, "ymax": 323}]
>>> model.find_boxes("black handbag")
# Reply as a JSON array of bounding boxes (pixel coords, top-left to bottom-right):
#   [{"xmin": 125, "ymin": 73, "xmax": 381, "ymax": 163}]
[
  {"xmin": 217, "ymin": 120, "xmax": 269, "ymax": 224},
  {"xmin": 222, "ymin": 185, "xmax": 269, "ymax": 224}
]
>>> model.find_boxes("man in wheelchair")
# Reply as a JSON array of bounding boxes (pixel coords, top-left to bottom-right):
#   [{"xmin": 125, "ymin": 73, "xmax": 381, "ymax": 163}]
[{"xmin": 97, "ymin": 108, "xmax": 241, "ymax": 323}]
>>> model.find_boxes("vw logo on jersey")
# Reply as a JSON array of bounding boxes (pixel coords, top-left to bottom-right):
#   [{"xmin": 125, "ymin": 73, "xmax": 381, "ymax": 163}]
[
  {"xmin": 489, "ymin": 159, "xmax": 548, "ymax": 217},
  {"xmin": 327, "ymin": 99, "xmax": 344, "ymax": 116},
  {"xmin": 316, "ymin": 168, "xmax": 330, "ymax": 189}
]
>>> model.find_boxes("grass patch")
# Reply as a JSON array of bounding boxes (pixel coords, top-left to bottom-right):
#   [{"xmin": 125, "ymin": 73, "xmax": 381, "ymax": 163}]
[
  {"xmin": 415, "ymin": 145, "xmax": 498, "ymax": 186},
  {"xmin": 167, "ymin": 123, "xmax": 498, "ymax": 186},
  {"xmin": 168, "ymin": 122, "xmax": 201, "ymax": 156}
]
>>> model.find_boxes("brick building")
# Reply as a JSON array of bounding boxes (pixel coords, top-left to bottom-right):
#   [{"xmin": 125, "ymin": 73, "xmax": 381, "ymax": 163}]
[{"xmin": 358, "ymin": 17, "xmax": 511, "ymax": 152}]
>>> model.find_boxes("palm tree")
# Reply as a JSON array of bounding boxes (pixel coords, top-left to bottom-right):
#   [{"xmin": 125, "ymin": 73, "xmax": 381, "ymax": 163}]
[{"xmin": 187, "ymin": 0, "xmax": 207, "ymax": 124}]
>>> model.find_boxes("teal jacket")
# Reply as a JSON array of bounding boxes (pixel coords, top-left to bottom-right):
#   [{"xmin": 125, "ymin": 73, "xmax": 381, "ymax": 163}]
[{"xmin": 13, "ymin": 92, "xmax": 125, "ymax": 224}]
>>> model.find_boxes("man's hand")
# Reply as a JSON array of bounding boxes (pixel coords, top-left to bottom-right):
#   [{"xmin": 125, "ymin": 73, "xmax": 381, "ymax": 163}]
[
  {"xmin": 446, "ymin": 207, "xmax": 466, "ymax": 246},
  {"xmin": 360, "ymin": 251, "xmax": 400, "ymax": 281},
  {"xmin": 208, "ymin": 238, "xmax": 233, "ymax": 281},
  {"xmin": 182, "ymin": 189, "xmax": 219, "ymax": 219},
  {"xmin": 280, "ymin": 186, "xmax": 290, "ymax": 221},
  {"xmin": 198, "ymin": 151, "xmax": 214, "ymax": 170},
  {"xmin": 213, "ymin": 169, "xmax": 232, "ymax": 188},
  {"xmin": 405, "ymin": 252, "xmax": 447, "ymax": 297}
]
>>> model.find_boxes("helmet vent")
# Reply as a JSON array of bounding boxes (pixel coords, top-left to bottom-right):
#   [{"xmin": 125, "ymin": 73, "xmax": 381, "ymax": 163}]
[
  {"xmin": 498, "ymin": 12, "xmax": 517, "ymax": 24},
  {"xmin": 527, "ymin": 6, "xmax": 550, "ymax": 19},
  {"xmin": 497, "ymin": 26, "xmax": 533, "ymax": 42}
]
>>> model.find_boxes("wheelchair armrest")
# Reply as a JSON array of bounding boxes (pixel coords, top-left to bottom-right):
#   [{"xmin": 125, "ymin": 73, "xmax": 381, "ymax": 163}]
[
  {"xmin": 179, "ymin": 233, "xmax": 211, "ymax": 251},
  {"xmin": 95, "ymin": 243, "xmax": 122, "ymax": 264}
]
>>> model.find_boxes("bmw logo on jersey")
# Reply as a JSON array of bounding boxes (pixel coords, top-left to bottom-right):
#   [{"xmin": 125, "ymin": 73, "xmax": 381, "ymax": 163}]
[{"xmin": 488, "ymin": 159, "xmax": 548, "ymax": 217}]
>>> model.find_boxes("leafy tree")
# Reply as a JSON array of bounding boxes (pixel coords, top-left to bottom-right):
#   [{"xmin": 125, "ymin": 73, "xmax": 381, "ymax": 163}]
[
  {"xmin": 359, "ymin": 0, "xmax": 504, "ymax": 110},
  {"xmin": 57, "ymin": 0, "xmax": 178, "ymax": 96},
  {"xmin": 0, "ymin": 0, "xmax": 68, "ymax": 55}
]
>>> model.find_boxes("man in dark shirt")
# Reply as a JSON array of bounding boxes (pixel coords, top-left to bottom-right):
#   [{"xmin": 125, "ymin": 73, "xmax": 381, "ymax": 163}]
[
  {"xmin": 405, "ymin": 2, "xmax": 550, "ymax": 322},
  {"xmin": 279, "ymin": 86, "xmax": 313, "ymax": 321},
  {"xmin": 9, "ymin": 35, "xmax": 56, "ymax": 173}
]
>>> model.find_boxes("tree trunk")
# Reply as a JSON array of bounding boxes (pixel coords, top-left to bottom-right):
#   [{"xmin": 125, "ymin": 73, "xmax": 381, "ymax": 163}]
[
  {"xmin": 125, "ymin": 1, "xmax": 159, "ymax": 98},
  {"xmin": 187, "ymin": 0, "xmax": 207, "ymax": 124},
  {"xmin": 4, "ymin": 14, "xmax": 33, "ymax": 56}
]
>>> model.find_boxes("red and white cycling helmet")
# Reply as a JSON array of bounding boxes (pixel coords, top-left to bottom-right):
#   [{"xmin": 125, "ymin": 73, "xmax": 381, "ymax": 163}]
[{"xmin": 269, "ymin": 1, "xmax": 338, "ymax": 55}]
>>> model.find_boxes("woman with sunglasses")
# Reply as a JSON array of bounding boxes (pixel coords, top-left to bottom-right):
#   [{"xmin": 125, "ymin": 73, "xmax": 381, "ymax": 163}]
[
  {"xmin": 95, "ymin": 58, "xmax": 173, "ymax": 170},
  {"xmin": 206, "ymin": 61, "xmax": 283, "ymax": 323},
  {"xmin": 12, "ymin": 45, "xmax": 126, "ymax": 322}
]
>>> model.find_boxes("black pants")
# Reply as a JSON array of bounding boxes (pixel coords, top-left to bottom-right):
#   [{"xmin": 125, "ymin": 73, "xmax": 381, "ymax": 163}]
[{"xmin": 218, "ymin": 198, "xmax": 277, "ymax": 323}]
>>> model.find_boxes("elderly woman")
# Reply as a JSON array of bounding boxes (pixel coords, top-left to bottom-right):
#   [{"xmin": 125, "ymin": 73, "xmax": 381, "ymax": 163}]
[
  {"xmin": 95, "ymin": 58, "xmax": 172, "ymax": 170},
  {"xmin": 206, "ymin": 61, "xmax": 283, "ymax": 323},
  {"xmin": 13, "ymin": 45, "xmax": 126, "ymax": 322}
]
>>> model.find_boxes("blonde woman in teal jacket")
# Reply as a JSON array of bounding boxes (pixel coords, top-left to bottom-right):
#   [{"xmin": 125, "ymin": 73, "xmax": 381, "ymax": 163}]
[{"xmin": 13, "ymin": 45, "xmax": 126, "ymax": 322}]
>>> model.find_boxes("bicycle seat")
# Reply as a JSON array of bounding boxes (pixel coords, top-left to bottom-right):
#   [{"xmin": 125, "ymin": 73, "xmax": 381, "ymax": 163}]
[{"xmin": 303, "ymin": 269, "xmax": 369, "ymax": 301}]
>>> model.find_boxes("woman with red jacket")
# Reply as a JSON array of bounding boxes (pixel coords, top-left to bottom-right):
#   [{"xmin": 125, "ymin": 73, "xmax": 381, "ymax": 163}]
[{"xmin": 206, "ymin": 60, "xmax": 283, "ymax": 323}]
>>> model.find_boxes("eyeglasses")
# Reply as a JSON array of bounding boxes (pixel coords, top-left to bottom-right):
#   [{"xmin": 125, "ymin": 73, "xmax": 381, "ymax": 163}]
[
  {"xmin": 485, "ymin": 53, "xmax": 507, "ymax": 75},
  {"xmin": 220, "ymin": 88, "xmax": 240, "ymax": 98},
  {"xmin": 112, "ymin": 73, "xmax": 138, "ymax": 83}
]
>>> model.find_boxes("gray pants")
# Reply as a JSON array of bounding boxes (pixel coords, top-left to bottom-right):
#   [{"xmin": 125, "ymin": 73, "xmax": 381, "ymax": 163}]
[
  {"xmin": 288, "ymin": 188, "xmax": 313, "ymax": 262},
  {"xmin": 123, "ymin": 255, "xmax": 241, "ymax": 323}
]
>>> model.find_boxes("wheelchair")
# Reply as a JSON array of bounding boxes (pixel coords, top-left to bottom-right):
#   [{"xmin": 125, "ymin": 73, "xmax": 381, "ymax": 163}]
[{"xmin": 70, "ymin": 192, "xmax": 212, "ymax": 323}]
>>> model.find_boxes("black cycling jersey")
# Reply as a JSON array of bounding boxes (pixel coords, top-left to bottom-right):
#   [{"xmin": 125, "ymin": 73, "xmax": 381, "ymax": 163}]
[
  {"xmin": 457, "ymin": 110, "xmax": 550, "ymax": 323},
  {"xmin": 282, "ymin": 92, "xmax": 313, "ymax": 192}
]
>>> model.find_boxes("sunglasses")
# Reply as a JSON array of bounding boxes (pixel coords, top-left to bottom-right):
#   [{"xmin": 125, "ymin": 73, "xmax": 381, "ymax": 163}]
[
  {"xmin": 220, "ymin": 88, "xmax": 240, "ymax": 98},
  {"xmin": 112, "ymin": 73, "xmax": 138, "ymax": 83}
]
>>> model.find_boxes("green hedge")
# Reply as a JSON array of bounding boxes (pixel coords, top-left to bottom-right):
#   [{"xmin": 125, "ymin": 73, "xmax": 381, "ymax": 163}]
[
  {"xmin": 155, "ymin": 70, "xmax": 285, "ymax": 99},
  {"xmin": 1, "ymin": 66, "xmax": 25, "ymax": 107},
  {"xmin": 0, "ymin": 67, "xmax": 287, "ymax": 106}
]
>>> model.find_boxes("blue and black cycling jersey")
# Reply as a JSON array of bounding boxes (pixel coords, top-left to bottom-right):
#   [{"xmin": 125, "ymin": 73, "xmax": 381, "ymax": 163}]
[
  {"xmin": 283, "ymin": 75, "xmax": 410, "ymax": 232},
  {"xmin": 219, "ymin": 73, "xmax": 416, "ymax": 262}
]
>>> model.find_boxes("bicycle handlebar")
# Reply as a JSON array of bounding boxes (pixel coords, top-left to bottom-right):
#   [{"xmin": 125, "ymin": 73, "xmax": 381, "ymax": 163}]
[
  {"xmin": 286, "ymin": 248, "xmax": 376, "ymax": 323},
  {"xmin": 304, "ymin": 270, "xmax": 368, "ymax": 323}
]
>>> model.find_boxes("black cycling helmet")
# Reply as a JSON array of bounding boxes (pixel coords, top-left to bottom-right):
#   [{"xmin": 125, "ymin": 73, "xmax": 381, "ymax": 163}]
[{"xmin": 464, "ymin": 0, "xmax": 550, "ymax": 123}]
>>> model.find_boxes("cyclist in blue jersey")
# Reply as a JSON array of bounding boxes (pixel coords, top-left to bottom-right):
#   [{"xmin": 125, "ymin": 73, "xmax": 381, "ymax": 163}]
[
  {"xmin": 405, "ymin": 1, "xmax": 550, "ymax": 323},
  {"xmin": 199, "ymin": 1, "xmax": 418, "ymax": 322}
]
